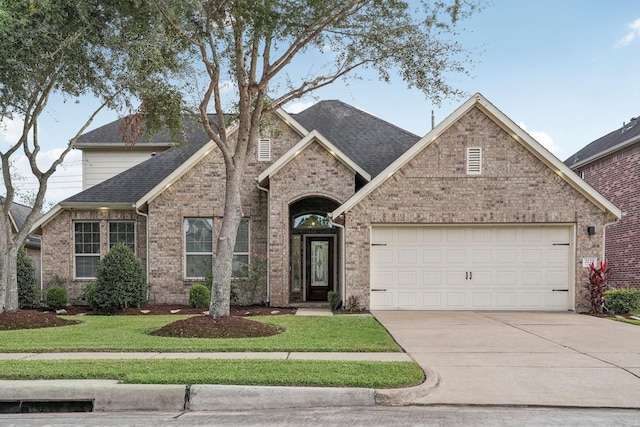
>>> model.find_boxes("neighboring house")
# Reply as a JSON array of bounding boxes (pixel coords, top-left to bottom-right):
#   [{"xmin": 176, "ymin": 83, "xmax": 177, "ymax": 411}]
[
  {"xmin": 565, "ymin": 116, "xmax": 640, "ymax": 289},
  {"xmin": 2, "ymin": 198, "xmax": 42, "ymax": 286},
  {"xmin": 32, "ymin": 94, "xmax": 621, "ymax": 312}
]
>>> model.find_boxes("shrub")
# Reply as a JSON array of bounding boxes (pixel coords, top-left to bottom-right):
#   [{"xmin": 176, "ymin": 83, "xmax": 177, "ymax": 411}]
[
  {"xmin": 327, "ymin": 291, "xmax": 341, "ymax": 311},
  {"xmin": 189, "ymin": 284, "xmax": 211, "ymax": 309},
  {"xmin": 587, "ymin": 261, "xmax": 609, "ymax": 314},
  {"xmin": 93, "ymin": 243, "xmax": 147, "ymax": 314},
  {"xmin": 17, "ymin": 245, "xmax": 40, "ymax": 309},
  {"xmin": 347, "ymin": 293, "xmax": 362, "ymax": 312},
  {"xmin": 604, "ymin": 288, "xmax": 640, "ymax": 314},
  {"xmin": 232, "ymin": 257, "xmax": 267, "ymax": 306},
  {"xmin": 45, "ymin": 286, "xmax": 68, "ymax": 310},
  {"xmin": 81, "ymin": 282, "xmax": 97, "ymax": 311}
]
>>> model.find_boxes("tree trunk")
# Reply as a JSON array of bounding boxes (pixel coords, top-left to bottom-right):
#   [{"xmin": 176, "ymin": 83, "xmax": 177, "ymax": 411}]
[
  {"xmin": 209, "ymin": 165, "xmax": 244, "ymax": 318},
  {"xmin": 0, "ymin": 216, "xmax": 19, "ymax": 313}
]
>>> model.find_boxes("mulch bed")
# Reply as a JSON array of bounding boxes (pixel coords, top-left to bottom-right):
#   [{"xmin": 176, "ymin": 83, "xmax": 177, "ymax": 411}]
[{"xmin": 0, "ymin": 305, "xmax": 295, "ymax": 338}]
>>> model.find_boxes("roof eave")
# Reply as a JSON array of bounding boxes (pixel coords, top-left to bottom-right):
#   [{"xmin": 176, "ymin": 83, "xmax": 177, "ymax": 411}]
[{"xmin": 567, "ymin": 133, "xmax": 640, "ymax": 170}]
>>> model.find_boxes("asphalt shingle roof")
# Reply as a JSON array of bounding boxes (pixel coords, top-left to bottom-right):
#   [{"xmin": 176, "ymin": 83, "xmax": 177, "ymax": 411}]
[
  {"xmin": 63, "ymin": 139, "xmax": 209, "ymax": 205},
  {"xmin": 292, "ymin": 100, "xmax": 420, "ymax": 177},
  {"xmin": 62, "ymin": 102, "xmax": 420, "ymax": 205},
  {"xmin": 565, "ymin": 117, "xmax": 640, "ymax": 167}
]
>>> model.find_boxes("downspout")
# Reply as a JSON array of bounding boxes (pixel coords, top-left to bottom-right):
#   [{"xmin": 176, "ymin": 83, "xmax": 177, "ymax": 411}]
[
  {"xmin": 602, "ymin": 212, "xmax": 625, "ymax": 263},
  {"xmin": 135, "ymin": 206, "xmax": 150, "ymax": 302},
  {"xmin": 256, "ymin": 181, "xmax": 270, "ymax": 306},
  {"xmin": 327, "ymin": 212, "xmax": 346, "ymax": 310}
]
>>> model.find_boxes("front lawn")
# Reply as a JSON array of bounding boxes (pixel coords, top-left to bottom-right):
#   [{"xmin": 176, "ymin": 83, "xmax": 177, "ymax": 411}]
[
  {"xmin": 0, "ymin": 359, "xmax": 424, "ymax": 388},
  {"xmin": 0, "ymin": 314, "xmax": 401, "ymax": 352},
  {"xmin": 0, "ymin": 314, "xmax": 422, "ymax": 388}
]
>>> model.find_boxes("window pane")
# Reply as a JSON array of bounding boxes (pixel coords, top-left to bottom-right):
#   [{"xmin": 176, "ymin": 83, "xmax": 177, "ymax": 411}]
[
  {"xmin": 293, "ymin": 214, "xmax": 333, "ymax": 229},
  {"xmin": 186, "ymin": 254, "xmax": 211, "ymax": 278},
  {"xmin": 234, "ymin": 219, "xmax": 249, "ymax": 252},
  {"xmin": 232, "ymin": 254, "xmax": 249, "ymax": 277},
  {"xmin": 292, "ymin": 235, "xmax": 302, "ymax": 291},
  {"xmin": 75, "ymin": 256, "xmax": 99, "ymax": 278},
  {"xmin": 109, "ymin": 222, "xmax": 135, "ymax": 251},
  {"xmin": 74, "ymin": 222, "xmax": 100, "ymax": 254},
  {"xmin": 185, "ymin": 218, "xmax": 213, "ymax": 253}
]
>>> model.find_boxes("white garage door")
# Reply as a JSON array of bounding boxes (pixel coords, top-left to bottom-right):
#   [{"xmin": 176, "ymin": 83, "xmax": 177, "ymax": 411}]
[{"xmin": 370, "ymin": 225, "xmax": 573, "ymax": 311}]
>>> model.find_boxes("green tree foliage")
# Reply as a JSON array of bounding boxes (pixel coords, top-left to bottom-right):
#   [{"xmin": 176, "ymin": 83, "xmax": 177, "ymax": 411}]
[
  {"xmin": 149, "ymin": 0, "xmax": 482, "ymax": 317},
  {"xmin": 17, "ymin": 245, "xmax": 40, "ymax": 309},
  {"xmin": 0, "ymin": 0, "xmax": 188, "ymax": 312},
  {"xmin": 93, "ymin": 243, "xmax": 147, "ymax": 314}
]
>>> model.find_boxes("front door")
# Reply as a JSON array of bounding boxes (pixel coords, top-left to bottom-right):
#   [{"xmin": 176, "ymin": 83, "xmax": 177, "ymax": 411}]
[{"xmin": 305, "ymin": 236, "xmax": 334, "ymax": 301}]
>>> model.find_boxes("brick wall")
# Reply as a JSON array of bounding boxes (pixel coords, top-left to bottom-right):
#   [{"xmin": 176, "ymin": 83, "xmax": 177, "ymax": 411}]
[
  {"xmin": 41, "ymin": 209, "xmax": 146, "ymax": 301},
  {"xmin": 343, "ymin": 107, "xmax": 610, "ymax": 312},
  {"xmin": 267, "ymin": 140, "xmax": 356, "ymax": 306},
  {"xmin": 578, "ymin": 144, "xmax": 640, "ymax": 288},
  {"xmin": 145, "ymin": 115, "xmax": 303, "ymax": 304}
]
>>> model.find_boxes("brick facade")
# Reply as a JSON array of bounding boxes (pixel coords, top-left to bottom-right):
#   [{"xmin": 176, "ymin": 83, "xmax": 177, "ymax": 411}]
[
  {"xmin": 577, "ymin": 144, "xmax": 640, "ymax": 289},
  {"xmin": 267, "ymin": 141, "xmax": 356, "ymax": 306},
  {"xmin": 342, "ymin": 107, "xmax": 611, "ymax": 312},
  {"xmin": 41, "ymin": 209, "xmax": 147, "ymax": 300}
]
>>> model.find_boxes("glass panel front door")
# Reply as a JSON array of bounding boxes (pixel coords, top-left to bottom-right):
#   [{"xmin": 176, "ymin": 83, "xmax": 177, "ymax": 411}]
[{"xmin": 305, "ymin": 236, "xmax": 334, "ymax": 301}]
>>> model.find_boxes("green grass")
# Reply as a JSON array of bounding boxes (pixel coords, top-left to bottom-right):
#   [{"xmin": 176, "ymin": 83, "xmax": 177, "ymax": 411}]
[
  {"xmin": 0, "ymin": 315, "xmax": 401, "ymax": 353},
  {"xmin": 612, "ymin": 318, "xmax": 640, "ymax": 326},
  {"xmin": 0, "ymin": 359, "xmax": 424, "ymax": 388}
]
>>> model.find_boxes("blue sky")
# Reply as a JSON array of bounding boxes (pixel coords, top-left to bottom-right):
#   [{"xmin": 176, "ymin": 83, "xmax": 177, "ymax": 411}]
[{"xmin": 2, "ymin": 0, "xmax": 640, "ymax": 205}]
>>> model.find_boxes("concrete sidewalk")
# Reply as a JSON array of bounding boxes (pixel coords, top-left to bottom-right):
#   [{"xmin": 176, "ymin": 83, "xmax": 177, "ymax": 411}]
[{"xmin": 372, "ymin": 311, "xmax": 640, "ymax": 408}]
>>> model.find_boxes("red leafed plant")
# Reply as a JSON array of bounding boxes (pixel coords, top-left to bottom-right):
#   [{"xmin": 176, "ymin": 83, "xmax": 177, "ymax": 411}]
[{"xmin": 588, "ymin": 261, "xmax": 610, "ymax": 314}]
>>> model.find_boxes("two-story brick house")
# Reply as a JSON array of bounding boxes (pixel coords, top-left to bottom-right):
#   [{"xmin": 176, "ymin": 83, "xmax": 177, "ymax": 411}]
[
  {"xmin": 33, "ymin": 94, "xmax": 621, "ymax": 312},
  {"xmin": 566, "ymin": 116, "xmax": 640, "ymax": 288}
]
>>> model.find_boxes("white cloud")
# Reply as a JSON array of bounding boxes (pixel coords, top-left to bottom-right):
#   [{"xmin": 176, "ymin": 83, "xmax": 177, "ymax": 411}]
[
  {"xmin": 284, "ymin": 100, "xmax": 317, "ymax": 114},
  {"xmin": 1, "ymin": 149, "xmax": 83, "ymax": 207},
  {"xmin": 517, "ymin": 122, "xmax": 561, "ymax": 156},
  {"xmin": 0, "ymin": 116, "xmax": 27, "ymax": 145},
  {"xmin": 616, "ymin": 18, "xmax": 640, "ymax": 47}
]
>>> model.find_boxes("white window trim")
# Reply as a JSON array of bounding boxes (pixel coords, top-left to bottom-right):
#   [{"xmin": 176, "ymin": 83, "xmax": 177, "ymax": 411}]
[
  {"xmin": 108, "ymin": 221, "xmax": 136, "ymax": 252},
  {"xmin": 184, "ymin": 218, "xmax": 213, "ymax": 280},
  {"xmin": 232, "ymin": 218, "xmax": 250, "ymax": 278},
  {"xmin": 466, "ymin": 147, "xmax": 482, "ymax": 175},
  {"xmin": 73, "ymin": 221, "xmax": 101, "ymax": 279},
  {"xmin": 258, "ymin": 138, "xmax": 271, "ymax": 162}
]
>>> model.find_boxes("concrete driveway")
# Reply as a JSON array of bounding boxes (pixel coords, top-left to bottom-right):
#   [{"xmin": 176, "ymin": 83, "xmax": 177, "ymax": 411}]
[{"xmin": 373, "ymin": 311, "xmax": 640, "ymax": 408}]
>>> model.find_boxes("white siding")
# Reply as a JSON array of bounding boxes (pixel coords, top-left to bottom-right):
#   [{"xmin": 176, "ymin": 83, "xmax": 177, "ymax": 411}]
[{"xmin": 82, "ymin": 149, "xmax": 162, "ymax": 189}]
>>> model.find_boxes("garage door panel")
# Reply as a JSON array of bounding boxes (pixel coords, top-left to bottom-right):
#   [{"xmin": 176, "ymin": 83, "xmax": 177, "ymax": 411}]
[{"xmin": 370, "ymin": 225, "xmax": 572, "ymax": 311}]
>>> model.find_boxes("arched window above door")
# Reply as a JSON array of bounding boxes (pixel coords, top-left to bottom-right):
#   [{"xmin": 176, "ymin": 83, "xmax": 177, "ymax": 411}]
[{"xmin": 292, "ymin": 213, "xmax": 333, "ymax": 230}]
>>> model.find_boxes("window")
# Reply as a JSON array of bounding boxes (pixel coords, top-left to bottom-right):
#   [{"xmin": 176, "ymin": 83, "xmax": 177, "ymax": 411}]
[
  {"xmin": 233, "ymin": 218, "xmax": 250, "ymax": 277},
  {"xmin": 185, "ymin": 218, "xmax": 213, "ymax": 279},
  {"xmin": 109, "ymin": 222, "xmax": 135, "ymax": 251},
  {"xmin": 74, "ymin": 222, "xmax": 100, "ymax": 278},
  {"xmin": 257, "ymin": 138, "xmax": 271, "ymax": 162},
  {"xmin": 466, "ymin": 147, "xmax": 482, "ymax": 175},
  {"xmin": 578, "ymin": 170, "xmax": 585, "ymax": 179}
]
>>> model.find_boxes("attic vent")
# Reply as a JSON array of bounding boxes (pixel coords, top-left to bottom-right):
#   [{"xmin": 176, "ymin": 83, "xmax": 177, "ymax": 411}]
[
  {"xmin": 258, "ymin": 138, "xmax": 271, "ymax": 162},
  {"xmin": 466, "ymin": 147, "xmax": 482, "ymax": 175}
]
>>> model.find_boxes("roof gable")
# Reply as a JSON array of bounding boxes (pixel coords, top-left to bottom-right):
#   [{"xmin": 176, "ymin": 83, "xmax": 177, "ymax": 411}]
[
  {"xmin": 332, "ymin": 93, "xmax": 622, "ymax": 219},
  {"xmin": 565, "ymin": 117, "xmax": 640, "ymax": 169},
  {"xmin": 258, "ymin": 130, "xmax": 371, "ymax": 185}
]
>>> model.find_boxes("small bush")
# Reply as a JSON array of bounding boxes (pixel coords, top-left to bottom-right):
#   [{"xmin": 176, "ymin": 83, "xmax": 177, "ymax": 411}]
[
  {"xmin": 17, "ymin": 246, "xmax": 40, "ymax": 309},
  {"xmin": 347, "ymin": 294, "xmax": 362, "ymax": 312},
  {"xmin": 327, "ymin": 291, "xmax": 340, "ymax": 311},
  {"xmin": 605, "ymin": 288, "xmax": 640, "ymax": 313},
  {"xmin": 93, "ymin": 243, "xmax": 147, "ymax": 314},
  {"xmin": 189, "ymin": 284, "xmax": 211, "ymax": 308},
  {"xmin": 46, "ymin": 286, "xmax": 68, "ymax": 310},
  {"xmin": 81, "ymin": 282, "xmax": 97, "ymax": 311}
]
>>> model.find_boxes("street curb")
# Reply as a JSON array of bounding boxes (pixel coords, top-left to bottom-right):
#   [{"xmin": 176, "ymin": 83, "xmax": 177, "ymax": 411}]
[
  {"xmin": 0, "ymin": 380, "xmax": 186, "ymax": 412},
  {"xmin": 188, "ymin": 384, "xmax": 376, "ymax": 410},
  {"xmin": 375, "ymin": 367, "xmax": 440, "ymax": 406}
]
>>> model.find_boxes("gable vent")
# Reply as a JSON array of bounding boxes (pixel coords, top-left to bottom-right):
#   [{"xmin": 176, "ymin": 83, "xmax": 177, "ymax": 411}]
[
  {"xmin": 258, "ymin": 138, "xmax": 271, "ymax": 162},
  {"xmin": 466, "ymin": 147, "xmax": 482, "ymax": 175}
]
